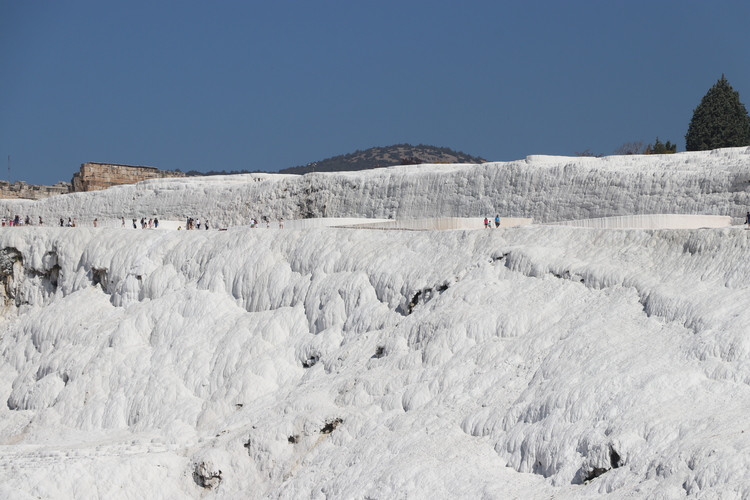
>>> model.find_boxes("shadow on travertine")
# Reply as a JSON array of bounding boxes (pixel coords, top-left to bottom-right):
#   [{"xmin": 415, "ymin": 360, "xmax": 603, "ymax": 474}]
[
  {"xmin": 334, "ymin": 217, "xmax": 533, "ymax": 230},
  {"xmin": 548, "ymin": 214, "xmax": 732, "ymax": 230},
  {"xmin": 280, "ymin": 214, "xmax": 731, "ymax": 231}
]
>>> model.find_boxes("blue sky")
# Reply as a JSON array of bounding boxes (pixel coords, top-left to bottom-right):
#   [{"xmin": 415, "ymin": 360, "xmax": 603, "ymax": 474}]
[{"xmin": 2, "ymin": 1, "xmax": 750, "ymax": 185}]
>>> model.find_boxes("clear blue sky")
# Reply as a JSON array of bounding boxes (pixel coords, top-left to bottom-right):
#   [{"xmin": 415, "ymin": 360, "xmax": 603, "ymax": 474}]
[{"xmin": 2, "ymin": 1, "xmax": 750, "ymax": 185}]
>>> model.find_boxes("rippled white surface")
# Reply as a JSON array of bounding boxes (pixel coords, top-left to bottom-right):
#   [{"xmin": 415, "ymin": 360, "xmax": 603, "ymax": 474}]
[{"xmin": 1, "ymin": 223, "xmax": 749, "ymax": 498}]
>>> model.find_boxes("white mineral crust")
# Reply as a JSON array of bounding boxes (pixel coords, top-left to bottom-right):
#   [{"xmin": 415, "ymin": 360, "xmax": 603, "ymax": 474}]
[{"xmin": 0, "ymin": 149, "xmax": 749, "ymax": 498}]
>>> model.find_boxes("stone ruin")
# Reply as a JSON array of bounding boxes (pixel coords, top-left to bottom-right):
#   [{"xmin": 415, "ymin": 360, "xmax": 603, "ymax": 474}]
[
  {"xmin": 0, "ymin": 180, "xmax": 71, "ymax": 201},
  {"xmin": 71, "ymin": 162, "xmax": 185, "ymax": 192},
  {"xmin": 0, "ymin": 162, "xmax": 185, "ymax": 200}
]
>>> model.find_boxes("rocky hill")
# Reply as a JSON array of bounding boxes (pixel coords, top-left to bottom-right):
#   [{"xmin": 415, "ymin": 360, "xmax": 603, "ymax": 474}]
[{"xmin": 278, "ymin": 144, "xmax": 486, "ymax": 174}]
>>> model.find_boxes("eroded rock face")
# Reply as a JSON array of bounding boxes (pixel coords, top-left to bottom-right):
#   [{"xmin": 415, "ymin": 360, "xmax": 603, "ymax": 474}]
[
  {"xmin": 193, "ymin": 461, "xmax": 222, "ymax": 489},
  {"xmin": 71, "ymin": 162, "xmax": 185, "ymax": 192},
  {"xmin": 0, "ymin": 247, "xmax": 24, "ymax": 308},
  {"xmin": 0, "ymin": 247, "xmax": 61, "ymax": 313},
  {"xmin": 0, "ymin": 180, "xmax": 70, "ymax": 200}
]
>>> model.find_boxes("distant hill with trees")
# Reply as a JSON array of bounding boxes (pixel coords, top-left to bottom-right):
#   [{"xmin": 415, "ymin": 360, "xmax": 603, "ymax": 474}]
[
  {"xmin": 184, "ymin": 144, "xmax": 486, "ymax": 177},
  {"xmin": 278, "ymin": 144, "xmax": 487, "ymax": 175}
]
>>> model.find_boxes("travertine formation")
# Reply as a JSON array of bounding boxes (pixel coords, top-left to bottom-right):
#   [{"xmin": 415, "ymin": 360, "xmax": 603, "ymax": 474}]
[
  {"xmin": 71, "ymin": 162, "xmax": 185, "ymax": 192},
  {"xmin": 0, "ymin": 181, "xmax": 71, "ymax": 200},
  {"xmin": 1, "ymin": 148, "xmax": 749, "ymax": 226}
]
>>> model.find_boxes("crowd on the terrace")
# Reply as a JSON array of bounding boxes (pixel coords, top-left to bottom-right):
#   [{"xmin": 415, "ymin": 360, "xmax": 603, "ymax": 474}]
[
  {"xmin": 0, "ymin": 215, "xmax": 168, "ymax": 228},
  {"xmin": 0, "ymin": 214, "xmax": 290, "ymax": 229},
  {"xmin": 2, "ymin": 215, "xmax": 41, "ymax": 226}
]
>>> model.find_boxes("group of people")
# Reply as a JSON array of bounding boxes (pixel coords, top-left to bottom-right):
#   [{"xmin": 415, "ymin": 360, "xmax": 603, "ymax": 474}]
[
  {"xmin": 128, "ymin": 217, "xmax": 160, "ymax": 229},
  {"xmin": 248, "ymin": 217, "xmax": 284, "ymax": 229},
  {"xmin": 4, "ymin": 216, "xmax": 160, "ymax": 228},
  {"xmin": 2, "ymin": 215, "xmax": 41, "ymax": 226},
  {"xmin": 484, "ymin": 215, "xmax": 501, "ymax": 228},
  {"xmin": 183, "ymin": 217, "xmax": 208, "ymax": 230}
]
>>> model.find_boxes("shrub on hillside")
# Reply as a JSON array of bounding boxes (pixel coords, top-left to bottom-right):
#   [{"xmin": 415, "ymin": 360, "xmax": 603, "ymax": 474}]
[
  {"xmin": 645, "ymin": 138, "xmax": 677, "ymax": 154},
  {"xmin": 614, "ymin": 141, "xmax": 646, "ymax": 155}
]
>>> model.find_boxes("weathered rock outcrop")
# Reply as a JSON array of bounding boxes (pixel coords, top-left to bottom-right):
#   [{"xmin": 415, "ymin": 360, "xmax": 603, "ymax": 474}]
[
  {"xmin": 0, "ymin": 181, "xmax": 71, "ymax": 200},
  {"xmin": 71, "ymin": 162, "xmax": 185, "ymax": 192}
]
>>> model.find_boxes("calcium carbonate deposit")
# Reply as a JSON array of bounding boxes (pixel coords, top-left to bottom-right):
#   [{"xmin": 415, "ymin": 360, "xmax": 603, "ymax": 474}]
[
  {"xmin": 1, "ymin": 147, "xmax": 749, "ymax": 226},
  {"xmin": 1, "ymin": 149, "xmax": 750, "ymax": 498}
]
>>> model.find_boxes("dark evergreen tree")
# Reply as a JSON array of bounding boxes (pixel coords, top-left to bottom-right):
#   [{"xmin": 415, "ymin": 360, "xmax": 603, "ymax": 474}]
[
  {"xmin": 685, "ymin": 75, "xmax": 750, "ymax": 151},
  {"xmin": 646, "ymin": 137, "xmax": 676, "ymax": 154}
]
